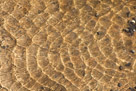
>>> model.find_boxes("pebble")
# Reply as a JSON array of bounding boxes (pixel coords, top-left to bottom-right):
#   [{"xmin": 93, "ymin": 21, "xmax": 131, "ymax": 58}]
[
  {"xmin": 118, "ymin": 83, "xmax": 122, "ymax": 87},
  {"xmin": 122, "ymin": 29, "xmax": 129, "ymax": 33},
  {"xmin": 131, "ymin": 20, "xmax": 135, "ymax": 23},
  {"xmin": 125, "ymin": 27, "xmax": 134, "ymax": 36},
  {"xmin": 119, "ymin": 66, "xmax": 123, "ymax": 70},
  {"xmin": 128, "ymin": 21, "xmax": 136, "ymax": 29},
  {"xmin": 128, "ymin": 28, "xmax": 134, "ymax": 36},
  {"xmin": 40, "ymin": 86, "xmax": 44, "ymax": 89},
  {"xmin": 129, "ymin": 87, "xmax": 135, "ymax": 91},
  {"xmin": 95, "ymin": 13, "xmax": 99, "ymax": 17},
  {"xmin": 128, "ymin": 20, "xmax": 135, "ymax": 24},
  {"xmin": 125, "ymin": 62, "xmax": 131, "ymax": 66},
  {"xmin": 96, "ymin": 32, "xmax": 100, "ymax": 35},
  {"xmin": 38, "ymin": 10, "xmax": 42, "ymax": 14},
  {"xmin": 126, "ymin": 12, "xmax": 130, "ymax": 17},
  {"xmin": 130, "ymin": 50, "xmax": 135, "ymax": 54}
]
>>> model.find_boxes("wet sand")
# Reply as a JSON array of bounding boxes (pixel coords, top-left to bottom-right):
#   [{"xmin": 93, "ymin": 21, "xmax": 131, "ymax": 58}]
[{"xmin": 0, "ymin": 0, "xmax": 136, "ymax": 91}]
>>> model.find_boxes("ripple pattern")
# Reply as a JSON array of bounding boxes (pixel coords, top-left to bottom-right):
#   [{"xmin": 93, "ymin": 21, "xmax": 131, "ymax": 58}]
[{"xmin": 0, "ymin": 0, "xmax": 136, "ymax": 91}]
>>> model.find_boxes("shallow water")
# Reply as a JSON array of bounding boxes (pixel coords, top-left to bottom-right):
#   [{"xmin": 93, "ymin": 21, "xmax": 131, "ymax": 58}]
[{"xmin": 0, "ymin": 0, "xmax": 136, "ymax": 91}]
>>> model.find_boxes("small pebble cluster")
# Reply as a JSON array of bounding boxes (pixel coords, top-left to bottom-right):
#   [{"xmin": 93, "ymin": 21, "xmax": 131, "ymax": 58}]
[
  {"xmin": 123, "ymin": 17, "xmax": 136, "ymax": 36},
  {"xmin": 128, "ymin": 87, "xmax": 136, "ymax": 91}
]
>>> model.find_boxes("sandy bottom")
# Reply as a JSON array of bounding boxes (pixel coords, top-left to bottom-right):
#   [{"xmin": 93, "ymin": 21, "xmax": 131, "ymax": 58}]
[{"xmin": 0, "ymin": 0, "xmax": 136, "ymax": 91}]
